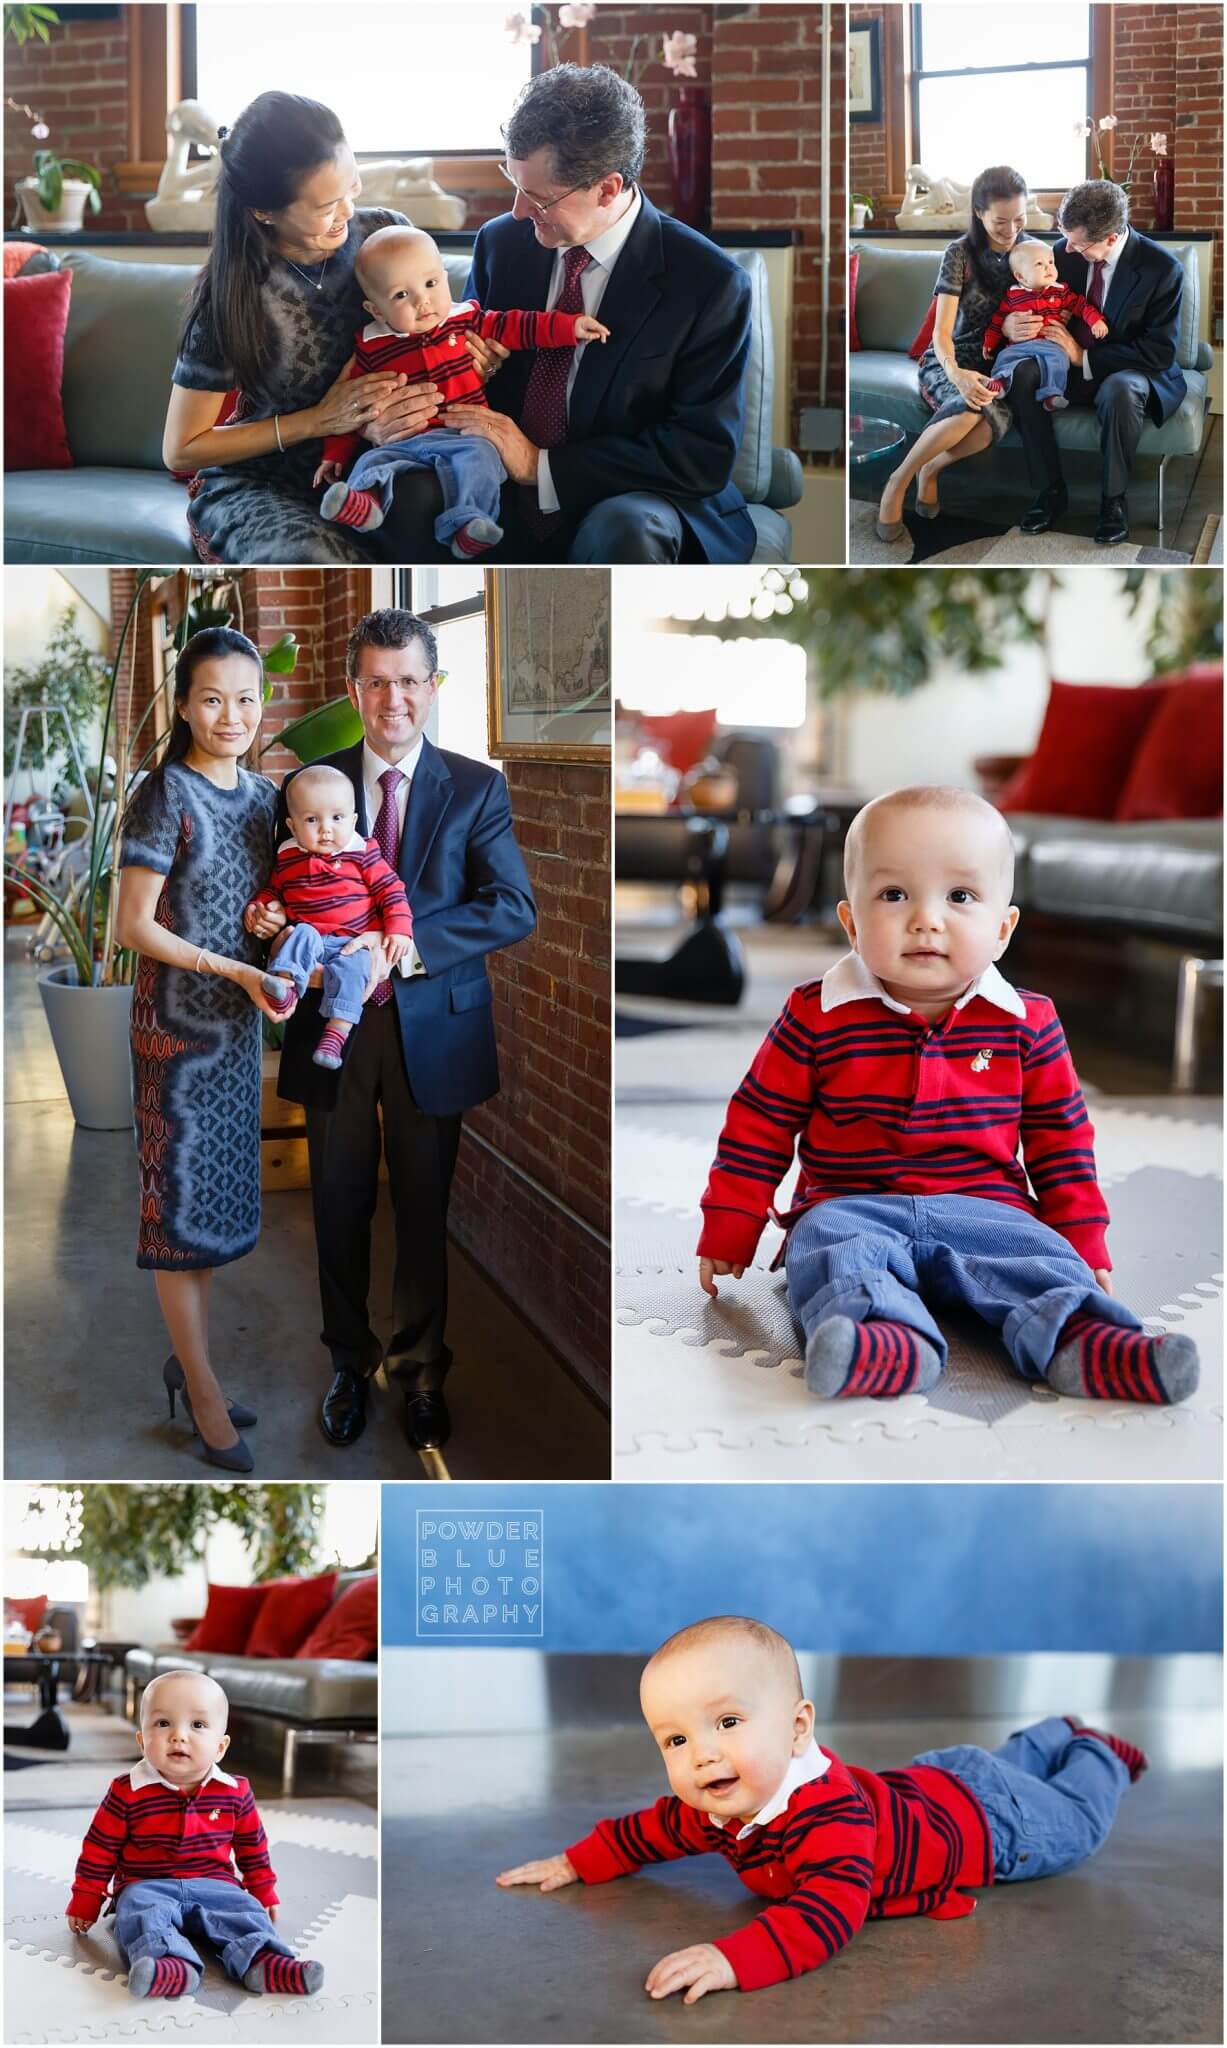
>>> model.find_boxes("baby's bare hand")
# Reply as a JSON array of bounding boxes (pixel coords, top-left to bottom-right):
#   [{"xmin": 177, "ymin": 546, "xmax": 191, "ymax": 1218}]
[
  {"xmin": 68, "ymin": 1916, "xmax": 93, "ymax": 1934},
  {"xmin": 646, "ymin": 1944, "xmax": 737, "ymax": 2004},
  {"xmin": 574, "ymin": 315, "xmax": 611, "ymax": 344},
  {"xmin": 699, "ymin": 1258, "xmax": 745, "ymax": 1299},
  {"xmin": 1093, "ymin": 1269, "xmax": 1112, "ymax": 1295},
  {"xmin": 495, "ymin": 1853, "xmax": 577, "ymax": 1892},
  {"xmin": 382, "ymin": 933, "xmax": 412, "ymax": 969}
]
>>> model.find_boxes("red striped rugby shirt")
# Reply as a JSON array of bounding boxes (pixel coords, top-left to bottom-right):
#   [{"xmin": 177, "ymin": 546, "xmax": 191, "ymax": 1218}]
[
  {"xmin": 251, "ymin": 833, "xmax": 413, "ymax": 940},
  {"xmin": 698, "ymin": 953, "xmax": 1110, "ymax": 1271},
  {"xmin": 323, "ymin": 301, "xmax": 590, "ymax": 466},
  {"xmin": 68, "ymin": 1761, "xmax": 278, "ymax": 1923},
  {"xmin": 566, "ymin": 1741, "xmax": 993, "ymax": 1991}
]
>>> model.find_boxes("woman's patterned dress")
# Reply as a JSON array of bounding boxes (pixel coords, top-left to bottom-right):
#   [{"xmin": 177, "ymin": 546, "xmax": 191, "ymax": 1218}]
[{"xmin": 917, "ymin": 238, "xmax": 1025, "ymax": 445}]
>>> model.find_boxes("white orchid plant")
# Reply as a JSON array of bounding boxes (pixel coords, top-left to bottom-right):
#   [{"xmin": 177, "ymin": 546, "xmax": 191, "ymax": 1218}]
[
  {"xmin": 1074, "ymin": 112, "xmax": 1168, "ymax": 191},
  {"xmin": 505, "ymin": 5, "xmax": 698, "ymax": 85}
]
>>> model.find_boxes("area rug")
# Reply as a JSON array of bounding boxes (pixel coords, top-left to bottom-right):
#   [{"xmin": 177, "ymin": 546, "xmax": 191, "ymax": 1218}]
[
  {"xmin": 1193, "ymin": 515, "xmax": 1221, "ymax": 566},
  {"xmin": 848, "ymin": 500, "xmax": 1191, "ymax": 566}
]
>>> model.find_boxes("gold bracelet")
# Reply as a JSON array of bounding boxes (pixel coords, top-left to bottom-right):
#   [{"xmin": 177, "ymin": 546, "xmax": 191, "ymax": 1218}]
[{"xmin": 273, "ymin": 415, "xmax": 285, "ymax": 454}]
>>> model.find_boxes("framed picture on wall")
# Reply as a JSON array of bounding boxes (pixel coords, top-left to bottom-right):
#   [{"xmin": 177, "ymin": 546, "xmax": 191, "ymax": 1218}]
[
  {"xmin": 485, "ymin": 568, "xmax": 611, "ymax": 763},
  {"xmin": 849, "ymin": 19, "xmax": 882, "ymax": 123}
]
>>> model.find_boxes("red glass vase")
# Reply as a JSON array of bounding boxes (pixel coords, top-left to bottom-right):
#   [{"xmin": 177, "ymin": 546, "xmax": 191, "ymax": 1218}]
[
  {"xmin": 668, "ymin": 86, "xmax": 711, "ymax": 231},
  {"xmin": 1152, "ymin": 155, "xmax": 1174, "ymax": 232}
]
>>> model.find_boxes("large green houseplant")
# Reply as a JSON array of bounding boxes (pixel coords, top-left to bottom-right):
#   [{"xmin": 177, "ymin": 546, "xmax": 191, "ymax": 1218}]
[{"xmin": 23, "ymin": 1482, "xmax": 327, "ymax": 1593}]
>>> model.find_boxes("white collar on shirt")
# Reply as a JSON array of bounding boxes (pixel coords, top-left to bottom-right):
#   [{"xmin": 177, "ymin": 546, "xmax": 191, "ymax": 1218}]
[
  {"xmin": 362, "ymin": 735, "xmax": 423, "ymax": 800},
  {"xmin": 130, "ymin": 1758, "xmax": 237, "ymax": 1793},
  {"xmin": 820, "ymin": 950, "xmax": 1027, "ymax": 1020},
  {"xmin": 560, "ymin": 186, "xmax": 642, "ymax": 274},
  {"xmin": 280, "ymin": 828, "xmax": 368, "ymax": 855},
  {"xmin": 707, "ymin": 1740, "xmax": 832, "ymax": 1840},
  {"xmin": 1085, "ymin": 224, "xmax": 1130, "ymax": 286}
]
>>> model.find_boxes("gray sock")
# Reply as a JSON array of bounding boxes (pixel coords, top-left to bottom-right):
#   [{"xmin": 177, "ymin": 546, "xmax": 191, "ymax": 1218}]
[
  {"xmin": 1048, "ymin": 1327, "xmax": 1199, "ymax": 1405},
  {"xmin": 243, "ymin": 1954, "xmax": 325, "ymax": 1995},
  {"xmin": 805, "ymin": 1314, "xmax": 943, "ymax": 1400}
]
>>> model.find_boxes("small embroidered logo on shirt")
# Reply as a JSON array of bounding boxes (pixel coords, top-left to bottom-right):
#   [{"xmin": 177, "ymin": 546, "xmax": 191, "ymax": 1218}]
[
  {"xmin": 971, "ymin": 1049, "xmax": 993, "ymax": 1073},
  {"xmin": 208, "ymin": 1808, "xmax": 221, "ymax": 1821}
]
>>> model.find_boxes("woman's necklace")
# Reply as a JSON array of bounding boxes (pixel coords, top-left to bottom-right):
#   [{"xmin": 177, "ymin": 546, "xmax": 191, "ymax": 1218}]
[{"xmin": 281, "ymin": 246, "xmax": 332, "ymax": 292}]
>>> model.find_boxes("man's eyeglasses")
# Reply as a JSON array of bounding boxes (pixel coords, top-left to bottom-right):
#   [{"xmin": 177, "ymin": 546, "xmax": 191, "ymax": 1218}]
[
  {"xmin": 354, "ymin": 671, "xmax": 446, "ymax": 696},
  {"xmin": 496, "ymin": 161, "xmax": 588, "ymax": 219}
]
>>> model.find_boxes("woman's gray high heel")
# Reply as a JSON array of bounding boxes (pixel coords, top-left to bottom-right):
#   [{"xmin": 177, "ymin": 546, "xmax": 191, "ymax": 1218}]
[{"xmin": 162, "ymin": 1355, "xmax": 258, "ymax": 1430}]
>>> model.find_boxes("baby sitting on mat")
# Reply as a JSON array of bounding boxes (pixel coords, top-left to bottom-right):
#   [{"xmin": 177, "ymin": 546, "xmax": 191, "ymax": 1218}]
[
  {"xmin": 498, "ymin": 1614, "xmax": 1147, "ymax": 2001},
  {"xmin": 67, "ymin": 1669, "xmax": 322, "ymax": 2001},
  {"xmin": 696, "ymin": 785, "xmax": 1198, "ymax": 1407},
  {"xmin": 983, "ymin": 240, "xmax": 1108, "ymax": 410}
]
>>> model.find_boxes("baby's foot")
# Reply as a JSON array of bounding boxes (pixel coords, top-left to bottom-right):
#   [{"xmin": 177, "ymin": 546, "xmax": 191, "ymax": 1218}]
[
  {"xmin": 451, "ymin": 515, "xmax": 503, "ymax": 560},
  {"xmin": 128, "ymin": 1956, "xmax": 200, "ymax": 1999},
  {"xmin": 805, "ymin": 1316, "xmax": 943, "ymax": 1399},
  {"xmin": 1048, "ymin": 1313, "xmax": 1198, "ymax": 1405},
  {"xmin": 243, "ymin": 1952, "xmax": 324, "ymax": 1995},
  {"xmin": 260, "ymin": 973, "xmax": 297, "ymax": 1015},
  {"xmin": 320, "ymin": 482, "xmax": 383, "ymax": 532},
  {"xmin": 312, "ymin": 1022, "xmax": 352, "ymax": 1070},
  {"xmin": 1043, "ymin": 394, "xmax": 1068, "ymax": 411},
  {"xmin": 1063, "ymin": 1716, "xmax": 1148, "ymax": 1782}
]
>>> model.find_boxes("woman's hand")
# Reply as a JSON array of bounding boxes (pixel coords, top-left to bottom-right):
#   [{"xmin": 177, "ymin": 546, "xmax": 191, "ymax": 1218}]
[
  {"xmin": 495, "ymin": 1853, "xmax": 577, "ymax": 1892},
  {"xmin": 951, "ymin": 365, "xmax": 1000, "ymax": 411},
  {"xmin": 363, "ymin": 382, "xmax": 443, "ymax": 447},
  {"xmin": 238, "ymin": 964, "xmax": 291, "ymax": 1021},
  {"xmin": 306, "ymin": 356, "xmax": 409, "ymax": 440},
  {"xmin": 468, "ymin": 332, "xmax": 511, "ymax": 385}
]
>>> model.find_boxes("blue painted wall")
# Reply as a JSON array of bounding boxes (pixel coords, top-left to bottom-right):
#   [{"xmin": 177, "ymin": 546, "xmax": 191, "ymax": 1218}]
[{"xmin": 382, "ymin": 1483, "xmax": 1222, "ymax": 1653}]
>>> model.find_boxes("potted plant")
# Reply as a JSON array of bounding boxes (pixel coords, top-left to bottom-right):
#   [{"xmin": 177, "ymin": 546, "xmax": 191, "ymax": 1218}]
[
  {"xmin": 14, "ymin": 142, "xmax": 101, "ymax": 232},
  {"xmin": 850, "ymin": 193, "xmax": 874, "ymax": 231},
  {"xmin": 2, "ymin": 572, "xmax": 297, "ymax": 1130}
]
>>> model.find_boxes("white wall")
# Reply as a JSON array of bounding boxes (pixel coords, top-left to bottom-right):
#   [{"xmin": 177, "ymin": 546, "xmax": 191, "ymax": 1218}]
[{"xmin": 96, "ymin": 1521, "xmax": 253, "ymax": 1646}]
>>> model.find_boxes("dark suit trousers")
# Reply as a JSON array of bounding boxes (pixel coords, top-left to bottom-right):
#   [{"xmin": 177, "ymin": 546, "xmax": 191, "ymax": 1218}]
[
  {"xmin": 1005, "ymin": 355, "xmax": 1149, "ymax": 498},
  {"xmin": 304, "ymin": 1001, "xmax": 461, "ymax": 1394},
  {"xmin": 378, "ymin": 464, "xmax": 687, "ymax": 563}
]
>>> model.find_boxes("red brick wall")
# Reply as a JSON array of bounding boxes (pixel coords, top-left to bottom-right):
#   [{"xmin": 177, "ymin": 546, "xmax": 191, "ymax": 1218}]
[
  {"xmin": 4, "ymin": 9, "xmax": 147, "ymax": 232},
  {"xmin": 447, "ymin": 759, "xmax": 611, "ymax": 1400}
]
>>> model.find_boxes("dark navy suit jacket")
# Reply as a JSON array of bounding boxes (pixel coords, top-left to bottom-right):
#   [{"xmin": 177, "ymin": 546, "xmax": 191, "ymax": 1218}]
[
  {"xmin": 467, "ymin": 195, "xmax": 756, "ymax": 563},
  {"xmin": 1055, "ymin": 229, "xmax": 1187, "ymax": 424},
  {"xmin": 275, "ymin": 738, "xmax": 536, "ymax": 1117}
]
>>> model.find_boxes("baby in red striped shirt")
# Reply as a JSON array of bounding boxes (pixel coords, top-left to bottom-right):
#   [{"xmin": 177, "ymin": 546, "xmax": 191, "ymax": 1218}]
[
  {"xmin": 67, "ymin": 1669, "xmax": 322, "ymax": 2001},
  {"xmin": 249, "ymin": 764, "xmax": 414, "ymax": 1069},
  {"xmin": 698, "ymin": 787, "xmax": 1198, "ymax": 1406}
]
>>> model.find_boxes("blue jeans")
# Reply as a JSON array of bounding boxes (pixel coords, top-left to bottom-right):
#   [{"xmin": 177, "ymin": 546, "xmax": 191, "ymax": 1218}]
[
  {"xmin": 347, "ymin": 430, "xmax": 506, "ymax": 545},
  {"xmin": 784, "ymin": 1193, "xmax": 1140, "ymax": 1382},
  {"xmin": 990, "ymin": 339, "xmax": 1072, "ymax": 406},
  {"xmin": 114, "ymin": 1878, "xmax": 293, "ymax": 1982},
  {"xmin": 914, "ymin": 1717, "xmax": 1131, "ymax": 1881},
  {"xmin": 273, "ymin": 924, "xmax": 372, "ymax": 1025}
]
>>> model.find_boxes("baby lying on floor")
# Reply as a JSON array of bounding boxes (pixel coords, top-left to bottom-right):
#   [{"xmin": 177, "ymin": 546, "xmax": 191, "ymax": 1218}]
[
  {"xmin": 497, "ymin": 1614, "xmax": 1146, "ymax": 2003},
  {"xmin": 67, "ymin": 1669, "xmax": 322, "ymax": 2001}
]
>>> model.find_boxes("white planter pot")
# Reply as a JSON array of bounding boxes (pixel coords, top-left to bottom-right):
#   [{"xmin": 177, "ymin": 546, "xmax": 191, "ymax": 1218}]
[
  {"xmin": 17, "ymin": 177, "xmax": 93, "ymax": 234},
  {"xmin": 850, "ymin": 205, "xmax": 870, "ymax": 231},
  {"xmin": 38, "ymin": 968, "xmax": 134, "ymax": 1130}
]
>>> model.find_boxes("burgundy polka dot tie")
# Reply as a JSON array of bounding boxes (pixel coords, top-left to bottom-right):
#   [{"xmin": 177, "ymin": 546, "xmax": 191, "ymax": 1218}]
[
  {"xmin": 370, "ymin": 765, "xmax": 403, "ymax": 1008},
  {"xmin": 1088, "ymin": 259, "xmax": 1106, "ymax": 311},
  {"xmin": 520, "ymin": 246, "xmax": 592, "ymax": 451}
]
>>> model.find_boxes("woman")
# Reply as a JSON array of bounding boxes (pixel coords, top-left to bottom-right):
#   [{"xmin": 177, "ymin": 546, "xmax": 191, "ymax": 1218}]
[
  {"xmin": 877, "ymin": 166, "xmax": 1034, "ymax": 539},
  {"xmin": 163, "ymin": 93, "xmax": 441, "ymax": 565},
  {"xmin": 116, "ymin": 629, "xmax": 285, "ymax": 1469}
]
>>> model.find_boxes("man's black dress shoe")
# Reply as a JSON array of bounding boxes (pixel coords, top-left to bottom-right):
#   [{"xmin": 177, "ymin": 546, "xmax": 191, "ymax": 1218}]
[
  {"xmin": 403, "ymin": 1390, "xmax": 451, "ymax": 1452},
  {"xmin": 320, "ymin": 1367, "xmax": 369, "ymax": 1448},
  {"xmin": 1094, "ymin": 494, "xmax": 1129, "ymax": 545},
  {"xmin": 1019, "ymin": 483, "xmax": 1069, "ymax": 535}
]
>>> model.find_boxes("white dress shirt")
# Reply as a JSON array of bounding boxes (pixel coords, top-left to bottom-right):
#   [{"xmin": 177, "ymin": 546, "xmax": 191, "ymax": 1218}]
[
  {"xmin": 361, "ymin": 735, "xmax": 426, "ymax": 976},
  {"xmin": 536, "ymin": 186, "xmax": 644, "ymax": 514},
  {"xmin": 1078, "ymin": 224, "xmax": 1129, "ymax": 378}
]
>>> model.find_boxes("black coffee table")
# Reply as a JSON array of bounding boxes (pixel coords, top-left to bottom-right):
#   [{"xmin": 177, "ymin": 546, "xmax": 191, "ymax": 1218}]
[{"xmin": 4, "ymin": 1650, "xmax": 111, "ymax": 1750}]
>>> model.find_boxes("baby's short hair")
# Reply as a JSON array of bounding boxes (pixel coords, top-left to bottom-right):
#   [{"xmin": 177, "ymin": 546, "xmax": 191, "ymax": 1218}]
[
  {"xmin": 140, "ymin": 1668, "xmax": 229, "ymax": 1729},
  {"xmin": 286, "ymin": 764, "xmax": 357, "ymax": 815},
  {"xmin": 355, "ymin": 223, "xmax": 440, "ymax": 292},
  {"xmin": 1009, "ymin": 239, "xmax": 1046, "ymax": 278},
  {"xmin": 843, "ymin": 785, "xmax": 1015, "ymax": 898},
  {"xmin": 644, "ymin": 1615, "xmax": 803, "ymax": 1700}
]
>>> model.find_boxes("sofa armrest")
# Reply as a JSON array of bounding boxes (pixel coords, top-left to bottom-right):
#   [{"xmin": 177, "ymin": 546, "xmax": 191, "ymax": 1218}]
[
  {"xmin": 765, "ymin": 446, "xmax": 803, "ymax": 510},
  {"xmin": 1195, "ymin": 341, "xmax": 1213, "ymax": 371}
]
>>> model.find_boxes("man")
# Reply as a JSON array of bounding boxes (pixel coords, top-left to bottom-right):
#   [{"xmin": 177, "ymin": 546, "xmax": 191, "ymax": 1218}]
[
  {"xmin": 379, "ymin": 64, "xmax": 756, "ymax": 565},
  {"xmin": 1003, "ymin": 180, "xmax": 1187, "ymax": 545},
  {"xmin": 261, "ymin": 609, "xmax": 536, "ymax": 1454}
]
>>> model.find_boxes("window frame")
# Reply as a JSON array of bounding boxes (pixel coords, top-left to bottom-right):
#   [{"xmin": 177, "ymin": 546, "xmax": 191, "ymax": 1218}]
[{"xmin": 909, "ymin": 3, "xmax": 1095, "ymax": 196}]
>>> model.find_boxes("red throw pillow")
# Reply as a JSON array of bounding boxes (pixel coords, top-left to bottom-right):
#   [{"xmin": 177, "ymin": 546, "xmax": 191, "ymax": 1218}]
[
  {"xmin": 4, "ymin": 242, "xmax": 46, "ymax": 279},
  {"xmin": 183, "ymin": 1583, "xmax": 270, "ymax": 1654},
  {"xmin": 4, "ymin": 268, "xmax": 73, "ymax": 471},
  {"xmin": 849, "ymin": 249, "xmax": 861, "ymax": 352},
  {"xmin": 998, "ymin": 680, "xmax": 1167, "ymax": 819},
  {"xmin": 1115, "ymin": 667, "xmax": 1224, "ymax": 821},
  {"xmin": 639, "ymin": 709, "xmax": 718, "ymax": 777},
  {"xmin": 245, "ymin": 1572, "xmax": 339, "ymax": 1659},
  {"xmin": 5, "ymin": 1595, "xmax": 49, "ymax": 1634},
  {"xmin": 296, "ymin": 1575, "xmax": 378, "ymax": 1661},
  {"xmin": 909, "ymin": 298, "xmax": 937, "ymax": 360}
]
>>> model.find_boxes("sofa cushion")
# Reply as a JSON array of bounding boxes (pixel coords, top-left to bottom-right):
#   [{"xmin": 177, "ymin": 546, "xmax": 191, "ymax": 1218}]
[
  {"xmin": 1009, "ymin": 815, "xmax": 1223, "ymax": 943},
  {"xmin": 999, "ymin": 681, "xmax": 1164, "ymax": 819},
  {"xmin": 245, "ymin": 1572, "xmax": 339, "ymax": 1659},
  {"xmin": 3, "ymin": 468, "xmax": 196, "ymax": 563},
  {"xmin": 297, "ymin": 1574, "xmax": 377, "ymax": 1661},
  {"xmin": 184, "ymin": 1583, "xmax": 270, "ymax": 1654},
  {"xmin": 5, "ymin": 268, "xmax": 74, "ymax": 471},
  {"xmin": 849, "ymin": 241, "xmax": 944, "ymax": 353},
  {"xmin": 1116, "ymin": 668, "xmax": 1224, "ymax": 822},
  {"xmin": 203, "ymin": 1655, "xmax": 377, "ymax": 1723},
  {"xmin": 58, "ymin": 253, "xmax": 199, "ymax": 468}
]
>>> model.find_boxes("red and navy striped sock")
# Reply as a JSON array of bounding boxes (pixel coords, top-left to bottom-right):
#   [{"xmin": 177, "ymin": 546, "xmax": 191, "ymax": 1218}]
[
  {"xmin": 129, "ymin": 1954, "xmax": 197, "ymax": 1998},
  {"xmin": 1064, "ymin": 1716, "xmax": 1148, "ymax": 1782},
  {"xmin": 260, "ymin": 973, "xmax": 297, "ymax": 1015},
  {"xmin": 320, "ymin": 483, "xmax": 382, "ymax": 532},
  {"xmin": 243, "ymin": 1950, "xmax": 325, "ymax": 1995},
  {"xmin": 1049, "ymin": 1311, "xmax": 1199, "ymax": 1405},
  {"xmin": 312, "ymin": 1023, "xmax": 351, "ymax": 1069},
  {"xmin": 806, "ymin": 1314, "xmax": 942, "ymax": 1400}
]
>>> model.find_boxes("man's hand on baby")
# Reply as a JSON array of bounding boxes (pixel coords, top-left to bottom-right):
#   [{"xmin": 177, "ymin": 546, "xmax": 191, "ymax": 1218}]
[
  {"xmin": 699, "ymin": 1258, "xmax": 745, "ymax": 1298},
  {"xmin": 313, "ymin": 459, "xmax": 344, "ymax": 489},
  {"xmin": 573, "ymin": 315, "xmax": 611, "ymax": 344},
  {"xmin": 495, "ymin": 1853, "xmax": 578, "ymax": 1892},
  {"xmin": 646, "ymin": 1944, "xmax": 737, "ymax": 2004},
  {"xmin": 444, "ymin": 407, "xmax": 538, "ymax": 484},
  {"xmin": 245, "ymin": 898, "xmax": 287, "ymax": 939},
  {"xmin": 341, "ymin": 931, "xmax": 389, "ymax": 1001},
  {"xmin": 1002, "ymin": 309, "xmax": 1044, "ymax": 343}
]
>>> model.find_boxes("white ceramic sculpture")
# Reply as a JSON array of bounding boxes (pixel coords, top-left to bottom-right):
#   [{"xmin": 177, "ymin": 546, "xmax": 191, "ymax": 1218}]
[
  {"xmin": 354, "ymin": 158, "xmax": 466, "ymax": 230},
  {"xmin": 896, "ymin": 165, "xmax": 1053, "ymax": 232}
]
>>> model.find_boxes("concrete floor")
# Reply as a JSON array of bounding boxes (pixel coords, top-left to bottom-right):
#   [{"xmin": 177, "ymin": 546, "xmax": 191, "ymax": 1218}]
[
  {"xmin": 383, "ymin": 1704, "xmax": 1222, "ymax": 2044},
  {"xmin": 3, "ymin": 933, "xmax": 608, "ymax": 1480}
]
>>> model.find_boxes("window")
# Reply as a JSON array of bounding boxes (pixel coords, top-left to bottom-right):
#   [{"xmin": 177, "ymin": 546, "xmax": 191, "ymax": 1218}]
[
  {"xmin": 911, "ymin": 3, "xmax": 1092, "ymax": 192},
  {"xmin": 189, "ymin": 3, "xmax": 533, "ymax": 155},
  {"xmin": 398, "ymin": 567, "xmax": 491, "ymax": 767}
]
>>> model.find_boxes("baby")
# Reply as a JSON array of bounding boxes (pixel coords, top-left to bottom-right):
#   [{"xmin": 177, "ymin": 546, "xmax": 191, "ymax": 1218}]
[
  {"xmin": 247, "ymin": 764, "xmax": 414, "ymax": 1070},
  {"xmin": 983, "ymin": 240, "xmax": 1109, "ymax": 409},
  {"xmin": 315, "ymin": 224, "xmax": 611, "ymax": 557},
  {"xmin": 498, "ymin": 1615, "xmax": 1147, "ymax": 2002},
  {"xmin": 697, "ymin": 787, "xmax": 1198, "ymax": 1405},
  {"xmin": 67, "ymin": 1669, "xmax": 323, "ymax": 2001}
]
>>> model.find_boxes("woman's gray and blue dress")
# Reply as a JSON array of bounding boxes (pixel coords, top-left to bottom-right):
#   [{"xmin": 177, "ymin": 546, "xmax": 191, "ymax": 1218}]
[
  {"xmin": 174, "ymin": 206, "xmax": 408, "ymax": 565},
  {"xmin": 120, "ymin": 763, "xmax": 277, "ymax": 1271},
  {"xmin": 917, "ymin": 238, "xmax": 1020, "ymax": 445}
]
